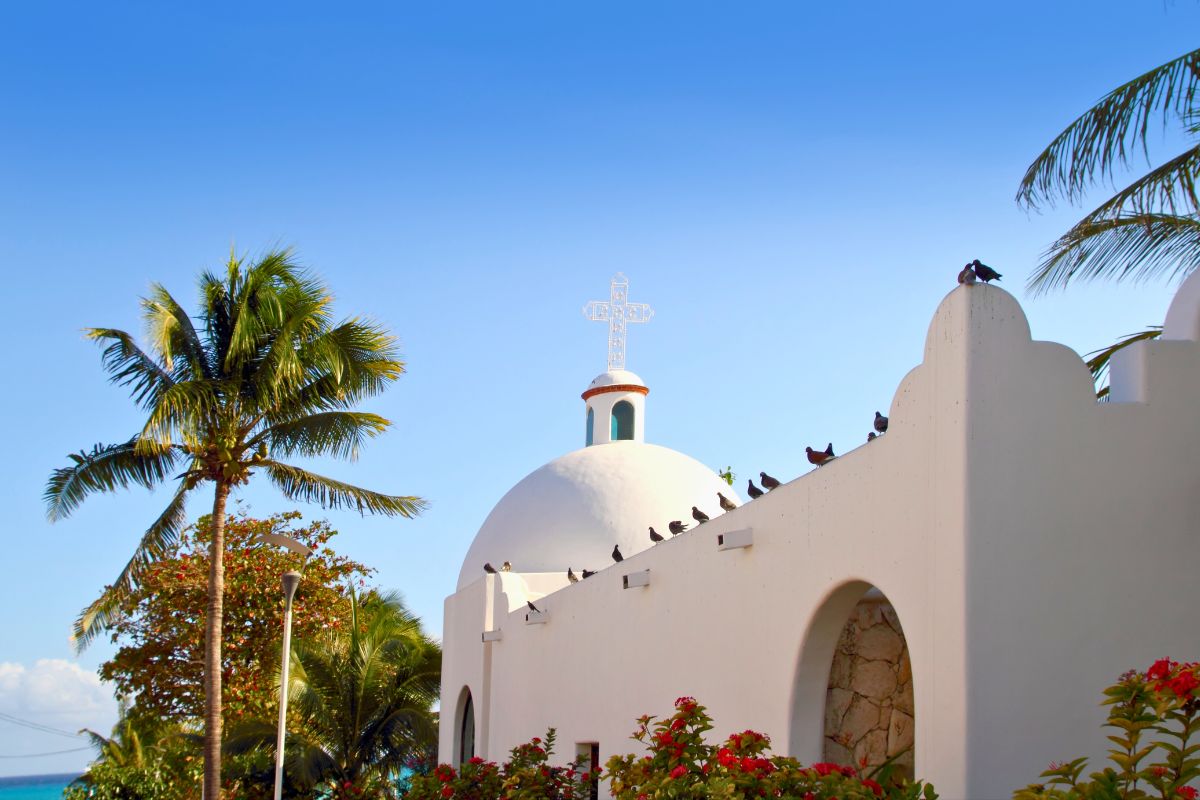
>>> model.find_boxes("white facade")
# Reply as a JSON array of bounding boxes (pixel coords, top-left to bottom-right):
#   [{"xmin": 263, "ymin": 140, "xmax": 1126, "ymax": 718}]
[{"xmin": 439, "ymin": 277, "xmax": 1200, "ymax": 799}]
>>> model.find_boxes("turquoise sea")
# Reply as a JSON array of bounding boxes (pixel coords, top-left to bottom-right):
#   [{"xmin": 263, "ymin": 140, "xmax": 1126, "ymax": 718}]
[{"xmin": 0, "ymin": 774, "xmax": 76, "ymax": 800}]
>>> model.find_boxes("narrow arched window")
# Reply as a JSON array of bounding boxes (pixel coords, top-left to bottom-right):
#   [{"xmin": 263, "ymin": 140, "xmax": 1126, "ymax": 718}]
[
  {"xmin": 459, "ymin": 692, "xmax": 475, "ymax": 765},
  {"xmin": 586, "ymin": 407, "xmax": 595, "ymax": 447},
  {"xmin": 611, "ymin": 401, "xmax": 634, "ymax": 441}
]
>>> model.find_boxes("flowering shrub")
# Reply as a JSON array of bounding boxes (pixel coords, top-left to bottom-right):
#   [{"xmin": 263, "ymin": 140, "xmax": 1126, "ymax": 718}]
[
  {"xmin": 1014, "ymin": 659, "xmax": 1200, "ymax": 799},
  {"xmin": 605, "ymin": 696, "xmax": 936, "ymax": 799},
  {"xmin": 406, "ymin": 729, "xmax": 595, "ymax": 800}
]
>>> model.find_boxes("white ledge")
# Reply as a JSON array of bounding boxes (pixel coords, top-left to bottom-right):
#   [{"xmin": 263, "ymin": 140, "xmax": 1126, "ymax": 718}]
[
  {"xmin": 622, "ymin": 569, "xmax": 651, "ymax": 589},
  {"xmin": 718, "ymin": 528, "xmax": 753, "ymax": 551}
]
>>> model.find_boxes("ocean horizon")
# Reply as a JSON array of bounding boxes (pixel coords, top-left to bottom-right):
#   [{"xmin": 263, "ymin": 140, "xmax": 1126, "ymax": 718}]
[{"xmin": 0, "ymin": 773, "xmax": 77, "ymax": 800}]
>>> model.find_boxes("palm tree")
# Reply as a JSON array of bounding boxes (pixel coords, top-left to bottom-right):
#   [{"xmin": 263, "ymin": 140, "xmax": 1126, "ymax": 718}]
[
  {"xmin": 228, "ymin": 591, "xmax": 441, "ymax": 796},
  {"xmin": 1017, "ymin": 46, "xmax": 1200, "ymax": 293},
  {"xmin": 45, "ymin": 249, "xmax": 426, "ymax": 799}
]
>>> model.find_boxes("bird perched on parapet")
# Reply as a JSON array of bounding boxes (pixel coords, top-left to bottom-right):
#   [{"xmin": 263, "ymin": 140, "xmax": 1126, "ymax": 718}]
[
  {"xmin": 868, "ymin": 432, "xmax": 877, "ymax": 442},
  {"xmin": 958, "ymin": 264, "xmax": 977, "ymax": 285},
  {"xmin": 760, "ymin": 472, "xmax": 781, "ymax": 491},
  {"xmin": 669, "ymin": 520, "xmax": 689, "ymax": 535},
  {"xmin": 612, "ymin": 544, "xmax": 624, "ymax": 563},
  {"xmin": 581, "ymin": 569, "xmax": 596, "ymax": 579},
  {"xmin": 649, "ymin": 527, "xmax": 664, "ymax": 543},
  {"xmin": 484, "ymin": 562, "xmax": 497, "ymax": 574},
  {"xmin": 567, "ymin": 568, "xmax": 579, "ymax": 583},
  {"xmin": 746, "ymin": 479, "xmax": 764, "ymax": 499},
  {"xmin": 692, "ymin": 506, "xmax": 710, "ymax": 524},
  {"xmin": 971, "ymin": 259, "xmax": 1001, "ymax": 283},
  {"xmin": 501, "ymin": 561, "xmax": 512, "ymax": 572},
  {"xmin": 874, "ymin": 412, "xmax": 888, "ymax": 434},
  {"xmin": 807, "ymin": 445, "xmax": 834, "ymax": 467},
  {"xmin": 718, "ymin": 492, "xmax": 736, "ymax": 512},
  {"xmin": 527, "ymin": 601, "xmax": 540, "ymax": 613}
]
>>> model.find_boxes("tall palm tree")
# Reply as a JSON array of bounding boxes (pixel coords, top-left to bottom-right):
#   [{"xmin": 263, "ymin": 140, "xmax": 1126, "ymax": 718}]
[
  {"xmin": 1017, "ymin": 46, "xmax": 1200, "ymax": 293},
  {"xmin": 228, "ymin": 591, "xmax": 441, "ymax": 796},
  {"xmin": 45, "ymin": 249, "xmax": 426, "ymax": 799}
]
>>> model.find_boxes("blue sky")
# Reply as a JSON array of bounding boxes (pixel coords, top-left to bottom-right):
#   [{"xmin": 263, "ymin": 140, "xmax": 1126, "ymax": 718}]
[{"xmin": 1, "ymin": 0, "xmax": 1196, "ymax": 777}]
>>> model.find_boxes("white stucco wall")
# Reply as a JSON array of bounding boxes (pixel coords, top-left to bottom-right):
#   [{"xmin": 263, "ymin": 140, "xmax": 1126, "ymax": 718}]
[{"xmin": 439, "ymin": 278, "xmax": 1200, "ymax": 800}]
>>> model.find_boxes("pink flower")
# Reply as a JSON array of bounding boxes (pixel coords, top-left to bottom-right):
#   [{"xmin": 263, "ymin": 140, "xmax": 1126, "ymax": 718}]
[{"xmin": 670, "ymin": 765, "xmax": 688, "ymax": 779}]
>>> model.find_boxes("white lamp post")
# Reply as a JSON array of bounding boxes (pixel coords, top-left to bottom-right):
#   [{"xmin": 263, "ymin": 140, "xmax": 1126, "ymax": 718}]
[
  {"xmin": 254, "ymin": 532, "xmax": 313, "ymax": 800},
  {"xmin": 274, "ymin": 569, "xmax": 302, "ymax": 800}
]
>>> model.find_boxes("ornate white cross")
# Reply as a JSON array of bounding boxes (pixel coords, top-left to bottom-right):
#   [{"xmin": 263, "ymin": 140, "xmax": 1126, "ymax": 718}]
[{"xmin": 582, "ymin": 273, "xmax": 654, "ymax": 371}]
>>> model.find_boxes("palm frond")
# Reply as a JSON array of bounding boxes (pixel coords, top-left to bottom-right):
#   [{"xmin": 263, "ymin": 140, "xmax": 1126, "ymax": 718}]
[
  {"xmin": 253, "ymin": 411, "xmax": 391, "ymax": 461},
  {"xmin": 1028, "ymin": 212, "xmax": 1200, "ymax": 292},
  {"xmin": 45, "ymin": 439, "xmax": 180, "ymax": 521},
  {"xmin": 260, "ymin": 460, "xmax": 426, "ymax": 518},
  {"xmin": 1018, "ymin": 47, "xmax": 1200, "ymax": 208},
  {"xmin": 85, "ymin": 328, "xmax": 175, "ymax": 409},
  {"xmin": 1075, "ymin": 144, "xmax": 1200, "ymax": 222},
  {"xmin": 141, "ymin": 284, "xmax": 210, "ymax": 379},
  {"xmin": 73, "ymin": 478, "xmax": 193, "ymax": 650},
  {"xmin": 1086, "ymin": 326, "xmax": 1164, "ymax": 400},
  {"xmin": 139, "ymin": 380, "xmax": 223, "ymax": 450}
]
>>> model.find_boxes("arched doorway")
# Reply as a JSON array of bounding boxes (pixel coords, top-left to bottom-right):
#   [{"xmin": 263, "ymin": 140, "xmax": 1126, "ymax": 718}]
[
  {"xmin": 824, "ymin": 588, "xmax": 913, "ymax": 778},
  {"xmin": 455, "ymin": 687, "xmax": 475, "ymax": 766},
  {"xmin": 791, "ymin": 582, "xmax": 914, "ymax": 780}
]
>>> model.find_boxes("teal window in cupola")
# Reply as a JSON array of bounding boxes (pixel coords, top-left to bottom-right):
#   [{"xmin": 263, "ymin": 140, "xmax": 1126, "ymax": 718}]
[
  {"xmin": 611, "ymin": 400, "xmax": 635, "ymax": 441},
  {"xmin": 586, "ymin": 407, "xmax": 595, "ymax": 446}
]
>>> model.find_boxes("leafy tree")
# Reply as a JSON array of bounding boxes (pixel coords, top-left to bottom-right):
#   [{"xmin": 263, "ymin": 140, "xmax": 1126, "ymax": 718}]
[
  {"xmin": 45, "ymin": 249, "xmax": 425, "ymax": 799},
  {"xmin": 1017, "ymin": 46, "xmax": 1200, "ymax": 292},
  {"xmin": 227, "ymin": 590, "xmax": 441, "ymax": 797},
  {"xmin": 100, "ymin": 510, "xmax": 374, "ymax": 725}
]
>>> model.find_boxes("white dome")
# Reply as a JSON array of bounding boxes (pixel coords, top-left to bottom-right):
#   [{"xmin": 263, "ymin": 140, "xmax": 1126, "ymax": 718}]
[
  {"xmin": 457, "ymin": 442, "xmax": 741, "ymax": 588},
  {"xmin": 585, "ymin": 369, "xmax": 646, "ymax": 391}
]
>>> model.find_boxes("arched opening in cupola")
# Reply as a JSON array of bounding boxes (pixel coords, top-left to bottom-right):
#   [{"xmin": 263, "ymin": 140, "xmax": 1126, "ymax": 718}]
[
  {"xmin": 611, "ymin": 400, "xmax": 634, "ymax": 440},
  {"xmin": 586, "ymin": 407, "xmax": 595, "ymax": 446}
]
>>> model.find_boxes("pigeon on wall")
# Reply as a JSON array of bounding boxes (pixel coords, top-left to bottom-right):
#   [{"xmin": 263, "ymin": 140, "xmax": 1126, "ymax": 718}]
[
  {"xmin": 483, "ymin": 563, "xmax": 497, "ymax": 574},
  {"xmin": 958, "ymin": 264, "xmax": 977, "ymax": 284},
  {"xmin": 692, "ymin": 506, "xmax": 710, "ymax": 524},
  {"xmin": 612, "ymin": 544, "xmax": 624, "ymax": 562},
  {"xmin": 501, "ymin": 561, "xmax": 512, "ymax": 572},
  {"xmin": 874, "ymin": 412, "xmax": 888, "ymax": 434},
  {"xmin": 718, "ymin": 492, "xmax": 736, "ymax": 512},
  {"xmin": 527, "ymin": 601, "xmax": 540, "ymax": 613},
  {"xmin": 747, "ymin": 480, "xmax": 764, "ymax": 499},
  {"xmin": 582, "ymin": 569, "xmax": 596, "ymax": 579},
  {"xmin": 807, "ymin": 446, "xmax": 833, "ymax": 467},
  {"xmin": 669, "ymin": 520, "xmax": 689, "ymax": 535},
  {"xmin": 972, "ymin": 259, "xmax": 1002, "ymax": 283},
  {"xmin": 760, "ymin": 472, "xmax": 781, "ymax": 491},
  {"xmin": 567, "ymin": 568, "xmax": 579, "ymax": 583},
  {"xmin": 649, "ymin": 527, "xmax": 664, "ymax": 543},
  {"xmin": 868, "ymin": 432, "xmax": 877, "ymax": 442}
]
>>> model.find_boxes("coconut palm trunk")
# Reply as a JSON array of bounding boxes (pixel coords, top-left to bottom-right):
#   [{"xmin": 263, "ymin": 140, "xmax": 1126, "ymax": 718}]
[
  {"xmin": 46, "ymin": 249, "xmax": 425, "ymax": 799},
  {"xmin": 203, "ymin": 482, "xmax": 229, "ymax": 799}
]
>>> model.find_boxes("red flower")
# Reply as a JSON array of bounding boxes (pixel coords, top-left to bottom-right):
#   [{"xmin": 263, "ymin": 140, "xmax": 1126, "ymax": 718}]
[
  {"xmin": 1177, "ymin": 788, "xmax": 1198, "ymax": 800},
  {"xmin": 440, "ymin": 787, "xmax": 453, "ymax": 799},
  {"xmin": 1169, "ymin": 670, "xmax": 1199, "ymax": 698},
  {"xmin": 1153, "ymin": 766, "xmax": 1169, "ymax": 778},
  {"xmin": 1148, "ymin": 659, "xmax": 1175, "ymax": 681},
  {"xmin": 670, "ymin": 765, "xmax": 688, "ymax": 779},
  {"xmin": 862, "ymin": 778, "xmax": 884, "ymax": 796}
]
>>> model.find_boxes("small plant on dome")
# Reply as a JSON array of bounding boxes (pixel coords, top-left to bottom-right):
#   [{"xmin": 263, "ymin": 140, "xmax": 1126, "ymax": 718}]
[
  {"xmin": 718, "ymin": 467, "xmax": 735, "ymax": 486},
  {"xmin": 1013, "ymin": 659, "xmax": 1200, "ymax": 800}
]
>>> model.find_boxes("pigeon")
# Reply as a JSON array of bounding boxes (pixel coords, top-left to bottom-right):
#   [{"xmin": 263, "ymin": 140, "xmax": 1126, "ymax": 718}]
[
  {"xmin": 527, "ymin": 601, "xmax": 540, "ymax": 613},
  {"xmin": 612, "ymin": 544, "xmax": 624, "ymax": 563},
  {"xmin": 971, "ymin": 259, "xmax": 1001, "ymax": 283},
  {"xmin": 958, "ymin": 264, "xmax": 977, "ymax": 285},
  {"xmin": 760, "ymin": 471, "xmax": 781, "ymax": 491},
  {"xmin": 581, "ymin": 569, "xmax": 596, "ymax": 579},
  {"xmin": 668, "ymin": 520, "xmax": 689, "ymax": 535},
  {"xmin": 692, "ymin": 506, "xmax": 710, "ymax": 524},
  {"xmin": 874, "ymin": 412, "xmax": 888, "ymax": 434},
  {"xmin": 501, "ymin": 561, "xmax": 512, "ymax": 572},
  {"xmin": 747, "ymin": 479, "xmax": 764, "ymax": 499},
  {"xmin": 649, "ymin": 526, "xmax": 664, "ymax": 543},
  {"xmin": 567, "ymin": 568, "xmax": 579, "ymax": 583},
  {"xmin": 718, "ymin": 492, "xmax": 737, "ymax": 512},
  {"xmin": 806, "ymin": 446, "xmax": 833, "ymax": 467},
  {"xmin": 867, "ymin": 432, "xmax": 877, "ymax": 442},
  {"xmin": 483, "ymin": 562, "xmax": 497, "ymax": 574}
]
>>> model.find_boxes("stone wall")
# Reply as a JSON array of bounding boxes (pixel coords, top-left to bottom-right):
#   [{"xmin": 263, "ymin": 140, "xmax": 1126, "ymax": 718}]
[{"xmin": 823, "ymin": 594, "xmax": 914, "ymax": 778}]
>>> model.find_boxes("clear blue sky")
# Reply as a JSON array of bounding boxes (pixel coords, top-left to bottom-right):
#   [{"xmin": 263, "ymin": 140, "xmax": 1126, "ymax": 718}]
[{"xmin": 0, "ymin": 0, "xmax": 1195, "ymax": 776}]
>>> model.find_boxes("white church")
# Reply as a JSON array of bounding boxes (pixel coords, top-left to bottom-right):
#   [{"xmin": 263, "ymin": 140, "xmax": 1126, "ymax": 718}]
[{"xmin": 438, "ymin": 272, "xmax": 1200, "ymax": 799}]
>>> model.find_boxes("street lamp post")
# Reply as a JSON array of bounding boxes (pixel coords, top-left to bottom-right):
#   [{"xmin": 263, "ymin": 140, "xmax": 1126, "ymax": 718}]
[{"xmin": 274, "ymin": 569, "xmax": 302, "ymax": 800}]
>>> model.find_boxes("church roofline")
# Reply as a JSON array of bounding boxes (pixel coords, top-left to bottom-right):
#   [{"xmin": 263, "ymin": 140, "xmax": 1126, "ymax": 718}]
[{"xmin": 581, "ymin": 383, "xmax": 650, "ymax": 401}]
